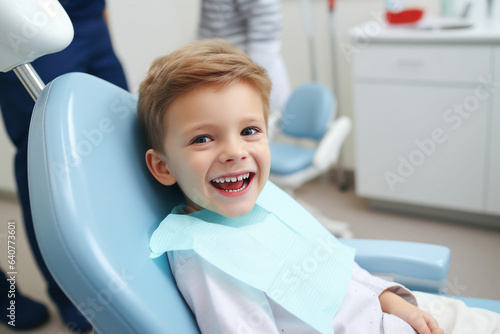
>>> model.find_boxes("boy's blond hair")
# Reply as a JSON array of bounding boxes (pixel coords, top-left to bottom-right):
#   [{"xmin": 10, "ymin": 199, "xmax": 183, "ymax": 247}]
[{"xmin": 137, "ymin": 38, "xmax": 272, "ymax": 153}]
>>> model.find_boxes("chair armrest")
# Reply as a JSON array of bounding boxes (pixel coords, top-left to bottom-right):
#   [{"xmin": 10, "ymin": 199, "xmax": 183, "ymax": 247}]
[
  {"xmin": 313, "ymin": 116, "xmax": 351, "ymax": 171},
  {"xmin": 341, "ymin": 239, "xmax": 451, "ymax": 293}
]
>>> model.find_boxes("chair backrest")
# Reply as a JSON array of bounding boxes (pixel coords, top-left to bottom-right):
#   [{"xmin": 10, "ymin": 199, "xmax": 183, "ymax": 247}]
[
  {"xmin": 28, "ymin": 73, "xmax": 200, "ymax": 334},
  {"xmin": 280, "ymin": 83, "xmax": 336, "ymax": 140}
]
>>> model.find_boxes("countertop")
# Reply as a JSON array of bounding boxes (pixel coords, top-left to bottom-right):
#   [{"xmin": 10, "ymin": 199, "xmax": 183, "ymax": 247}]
[{"xmin": 351, "ymin": 17, "xmax": 500, "ymax": 44}]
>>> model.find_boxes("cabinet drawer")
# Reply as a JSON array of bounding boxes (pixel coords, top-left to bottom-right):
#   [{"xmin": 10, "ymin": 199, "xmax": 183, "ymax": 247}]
[
  {"xmin": 353, "ymin": 44, "xmax": 491, "ymax": 84},
  {"xmin": 354, "ymin": 82, "xmax": 489, "ymax": 213}
]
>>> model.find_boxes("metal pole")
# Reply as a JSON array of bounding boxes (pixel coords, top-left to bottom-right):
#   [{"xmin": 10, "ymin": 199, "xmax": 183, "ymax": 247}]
[
  {"xmin": 13, "ymin": 63, "xmax": 45, "ymax": 102},
  {"xmin": 302, "ymin": 0, "xmax": 317, "ymax": 81},
  {"xmin": 328, "ymin": 0, "xmax": 348, "ymax": 191}
]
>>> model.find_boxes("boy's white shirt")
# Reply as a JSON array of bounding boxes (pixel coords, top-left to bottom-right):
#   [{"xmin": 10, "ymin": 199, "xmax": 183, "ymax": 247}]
[
  {"xmin": 150, "ymin": 182, "xmax": 359, "ymax": 332},
  {"xmin": 168, "ymin": 249, "xmax": 419, "ymax": 334}
]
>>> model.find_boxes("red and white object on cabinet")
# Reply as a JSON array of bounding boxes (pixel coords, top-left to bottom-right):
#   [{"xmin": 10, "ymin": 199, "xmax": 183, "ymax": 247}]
[{"xmin": 385, "ymin": 0, "xmax": 424, "ymax": 24}]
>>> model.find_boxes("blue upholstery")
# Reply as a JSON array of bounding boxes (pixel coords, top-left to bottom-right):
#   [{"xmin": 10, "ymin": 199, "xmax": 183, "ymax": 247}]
[
  {"xmin": 341, "ymin": 239, "xmax": 450, "ymax": 293},
  {"xmin": 269, "ymin": 82, "xmax": 346, "ymax": 187},
  {"xmin": 28, "ymin": 73, "xmax": 198, "ymax": 334},
  {"xmin": 27, "ymin": 73, "xmax": 499, "ymax": 333},
  {"xmin": 280, "ymin": 83, "xmax": 335, "ymax": 140},
  {"xmin": 270, "ymin": 143, "xmax": 315, "ymax": 175}
]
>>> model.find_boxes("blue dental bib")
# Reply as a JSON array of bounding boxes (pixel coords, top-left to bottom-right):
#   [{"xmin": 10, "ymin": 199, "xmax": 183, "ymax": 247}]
[{"xmin": 150, "ymin": 181, "xmax": 355, "ymax": 333}]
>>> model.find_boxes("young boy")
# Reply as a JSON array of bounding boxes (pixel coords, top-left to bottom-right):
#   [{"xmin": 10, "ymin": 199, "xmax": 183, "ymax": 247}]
[{"xmin": 138, "ymin": 39, "xmax": 497, "ymax": 334}]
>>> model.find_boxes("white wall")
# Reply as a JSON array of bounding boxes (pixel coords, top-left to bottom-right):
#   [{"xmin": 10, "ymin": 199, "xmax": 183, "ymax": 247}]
[
  {"xmin": 105, "ymin": 0, "xmax": 439, "ymax": 170},
  {"xmin": 0, "ymin": 0, "xmax": 441, "ymax": 195},
  {"xmin": 105, "ymin": 0, "xmax": 201, "ymax": 94}
]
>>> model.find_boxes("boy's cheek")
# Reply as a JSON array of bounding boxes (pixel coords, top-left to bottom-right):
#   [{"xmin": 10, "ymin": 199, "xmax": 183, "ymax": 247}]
[
  {"xmin": 259, "ymin": 148, "xmax": 272, "ymax": 174},
  {"xmin": 176, "ymin": 153, "xmax": 209, "ymax": 178},
  {"xmin": 181, "ymin": 184, "xmax": 219, "ymax": 214}
]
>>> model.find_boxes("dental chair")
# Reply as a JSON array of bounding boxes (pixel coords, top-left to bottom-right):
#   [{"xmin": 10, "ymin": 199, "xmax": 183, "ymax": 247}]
[
  {"xmin": 2, "ymin": 2, "xmax": 498, "ymax": 334},
  {"xmin": 269, "ymin": 83, "xmax": 351, "ymax": 193},
  {"xmin": 26, "ymin": 74, "xmax": 500, "ymax": 334}
]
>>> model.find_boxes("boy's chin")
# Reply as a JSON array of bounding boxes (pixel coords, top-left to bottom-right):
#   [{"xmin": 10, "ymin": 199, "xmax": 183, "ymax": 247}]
[{"xmin": 212, "ymin": 203, "xmax": 256, "ymax": 219}]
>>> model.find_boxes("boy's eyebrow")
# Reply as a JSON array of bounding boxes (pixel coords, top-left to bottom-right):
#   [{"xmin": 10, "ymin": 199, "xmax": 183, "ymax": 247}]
[
  {"xmin": 182, "ymin": 116, "xmax": 266, "ymax": 134},
  {"xmin": 240, "ymin": 115, "xmax": 266, "ymax": 125},
  {"xmin": 180, "ymin": 122, "xmax": 216, "ymax": 136}
]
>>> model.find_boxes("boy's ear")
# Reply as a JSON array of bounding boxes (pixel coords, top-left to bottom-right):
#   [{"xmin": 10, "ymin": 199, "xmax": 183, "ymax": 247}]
[{"xmin": 145, "ymin": 149, "xmax": 176, "ymax": 186}]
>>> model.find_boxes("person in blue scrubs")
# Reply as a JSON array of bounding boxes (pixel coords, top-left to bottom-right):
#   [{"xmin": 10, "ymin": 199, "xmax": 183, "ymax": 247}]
[{"xmin": 0, "ymin": 0, "xmax": 128, "ymax": 331}]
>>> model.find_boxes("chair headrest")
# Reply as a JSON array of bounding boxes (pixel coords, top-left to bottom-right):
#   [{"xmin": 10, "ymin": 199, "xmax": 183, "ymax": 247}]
[
  {"xmin": 280, "ymin": 83, "xmax": 336, "ymax": 140},
  {"xmin": 0, "ymin": 0, "xmax": 73, "ymax": 72}
]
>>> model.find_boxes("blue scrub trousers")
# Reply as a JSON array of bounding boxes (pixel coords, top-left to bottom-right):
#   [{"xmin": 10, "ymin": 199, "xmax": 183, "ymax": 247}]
[{"xmin": 0, "ymin": 6, "xmax": 128, "ymax": 309}]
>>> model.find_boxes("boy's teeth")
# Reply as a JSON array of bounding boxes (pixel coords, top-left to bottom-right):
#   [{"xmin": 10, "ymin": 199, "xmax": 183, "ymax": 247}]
[
  {"xmin": 213, "ymin": 173, "xmax": 250, "ymax": 183},
  {"xmin": 226, "ymin": 182, "xmax": 248, "ymax": 192},
  {"xmin": 210, "ymin": 173, "xmax": 252, "ymax": 193}
]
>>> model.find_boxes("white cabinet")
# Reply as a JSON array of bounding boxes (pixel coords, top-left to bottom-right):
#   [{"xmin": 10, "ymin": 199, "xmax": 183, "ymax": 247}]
[
  {"xmin": 486, "ymin": 47, "xmax": 500, "ymax": 215},
  {"xmin": 352, "ymin": 34, "xmax": 500, "ymax": 223}
]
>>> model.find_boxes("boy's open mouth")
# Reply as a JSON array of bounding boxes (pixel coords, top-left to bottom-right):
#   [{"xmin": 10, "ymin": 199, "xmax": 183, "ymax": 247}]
[{"xmin": 210, "ymin": 172, "xmax": 253, "ymax": 193}]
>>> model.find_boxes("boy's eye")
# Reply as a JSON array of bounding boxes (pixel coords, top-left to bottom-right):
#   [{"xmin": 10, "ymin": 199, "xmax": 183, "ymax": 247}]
[
  {"xmin": 191, "ymin": 136, "xmax": 212, "ymax": 144},
  {"xmin": 241, "ymin": 127, "xmax": 260, "ymax": 136}
]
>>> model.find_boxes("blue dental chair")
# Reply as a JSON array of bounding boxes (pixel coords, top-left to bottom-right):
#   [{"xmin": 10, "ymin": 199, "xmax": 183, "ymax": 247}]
[
  {"xmin": 269, "ymin": 83, "xmax": 351, "ymax": 192},
  {"xmin": 27, "ymin": 73, "xmax": 500, "ymax": 334}
]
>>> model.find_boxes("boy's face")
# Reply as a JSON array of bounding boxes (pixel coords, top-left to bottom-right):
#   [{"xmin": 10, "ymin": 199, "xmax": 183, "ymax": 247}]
[{"xmin": 148, "ymin": 82, "xmax": 270, "ymax": 218}]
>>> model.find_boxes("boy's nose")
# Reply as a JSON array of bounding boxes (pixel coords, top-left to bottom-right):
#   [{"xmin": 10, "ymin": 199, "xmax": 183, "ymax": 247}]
[{"xmin": 219, "ymin": 139, "xmax": 247, "ymax": 163}]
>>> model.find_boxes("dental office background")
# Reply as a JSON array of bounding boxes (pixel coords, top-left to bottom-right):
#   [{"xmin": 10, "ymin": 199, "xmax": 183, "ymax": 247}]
[{"xmin": 1, "ymin": 0, "xmax": 499, "ymax": 219}]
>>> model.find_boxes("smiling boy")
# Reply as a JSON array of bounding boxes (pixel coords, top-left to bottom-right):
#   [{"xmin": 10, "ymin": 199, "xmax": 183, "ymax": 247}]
[
  {"xmin": 144, "ymin": 80, "xmax": 270, "ymax": 218},
  {"xmin": 138, "ymin": 39, "xmax": 272, "ymax": 220},
  {"xmin": 137, "ymin": 39, "xmax": 500, "ymax": 334}
]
